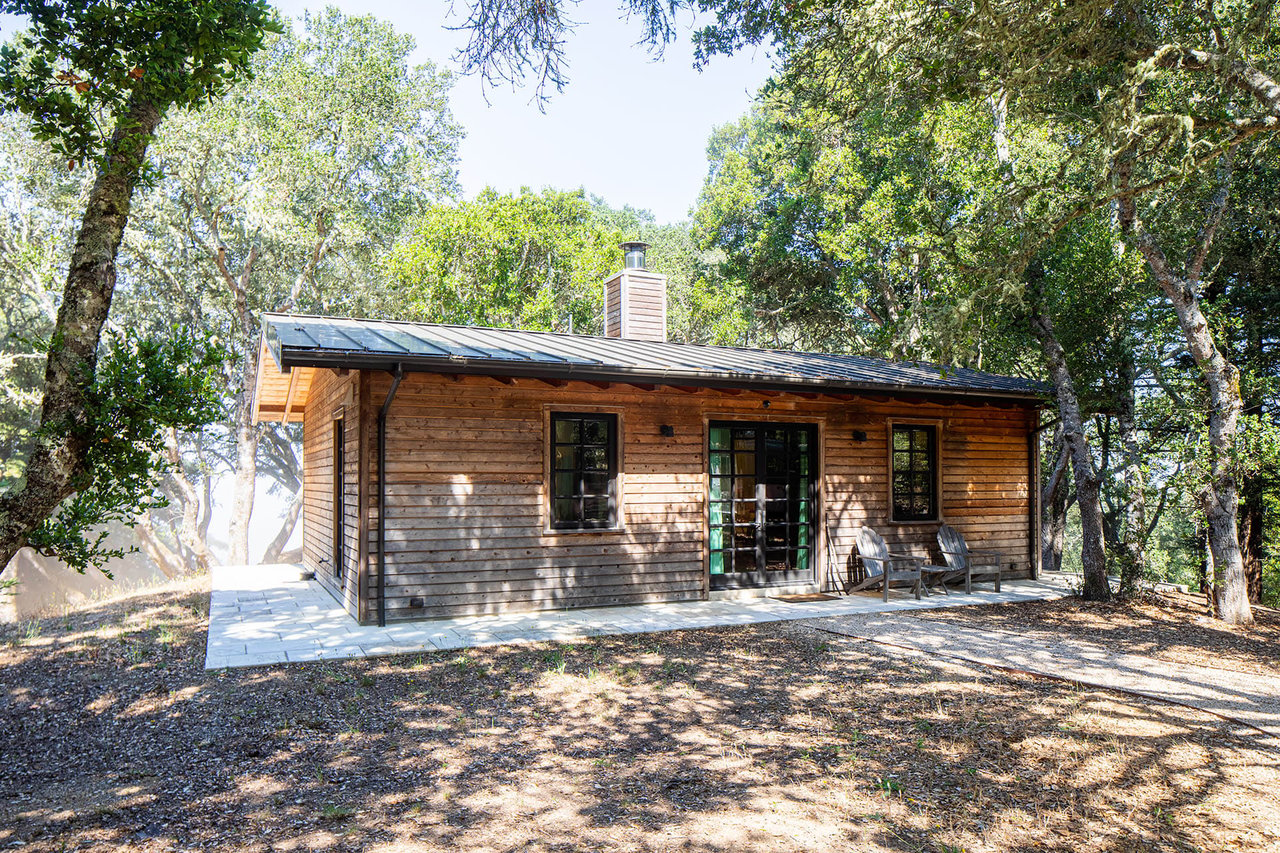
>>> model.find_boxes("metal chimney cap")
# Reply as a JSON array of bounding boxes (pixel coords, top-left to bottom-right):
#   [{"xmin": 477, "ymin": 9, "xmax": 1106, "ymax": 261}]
[{"xmin": 620, "ymin": 241, "xmax": 650, "ymax": 269}]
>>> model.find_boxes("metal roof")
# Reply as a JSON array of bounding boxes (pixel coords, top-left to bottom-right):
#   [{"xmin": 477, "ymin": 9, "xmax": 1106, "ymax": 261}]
[{"xmin": 260, "ymin": 313, "xmax": 1047, "ymax": 401}]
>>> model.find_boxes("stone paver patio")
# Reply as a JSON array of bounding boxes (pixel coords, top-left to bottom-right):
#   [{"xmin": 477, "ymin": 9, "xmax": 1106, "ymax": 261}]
[
  {"xmin": 817, "ymin": 611, "xmax": 1280, "ymax": 749},
  {"xmin": 205, "ymin": 564, "xmax": 1072, "ymax": 670}
]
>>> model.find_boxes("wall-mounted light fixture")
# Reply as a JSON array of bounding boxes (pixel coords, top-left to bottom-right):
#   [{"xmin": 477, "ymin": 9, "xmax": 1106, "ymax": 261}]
[
  {"xmin": 762, "ymin": 400, "xmax": 771, "ymax": 409},
  {"xmin": 660, "ymin": 424, "xmax": 675, "ymax": 437},
  {"xmin": 852, "ymin": 430, "xmax": 868, "ymax": 442}
]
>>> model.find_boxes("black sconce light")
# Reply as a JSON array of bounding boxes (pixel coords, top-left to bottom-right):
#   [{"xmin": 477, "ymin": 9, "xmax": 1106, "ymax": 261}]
[
  {"xmin": 660, "ymin": 424, "xmax": 675, "ymax": 437},
  {"xmin": 762, "ymin": 400, "xmax": 771, "ymax": 409},
  {"xmin": 852, "ymin": 429, "xmax": 868, "ymax": 442}
]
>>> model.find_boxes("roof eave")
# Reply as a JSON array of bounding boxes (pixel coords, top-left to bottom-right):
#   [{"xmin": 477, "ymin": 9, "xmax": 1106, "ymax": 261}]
[{"xmin": 275, "ymin": 345, "xmax": 1049, "ymax": 404}]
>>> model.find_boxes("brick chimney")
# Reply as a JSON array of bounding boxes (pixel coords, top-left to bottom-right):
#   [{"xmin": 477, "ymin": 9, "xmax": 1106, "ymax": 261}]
[{"xmin": 603, "ymin": 241, "xmax": 667, "ymax": 342}]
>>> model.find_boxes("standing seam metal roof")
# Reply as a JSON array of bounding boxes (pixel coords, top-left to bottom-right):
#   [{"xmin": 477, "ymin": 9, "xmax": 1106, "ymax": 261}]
[{"xmin": 261, "ymin": 312, "xmax": 1048, "ymax": 399}]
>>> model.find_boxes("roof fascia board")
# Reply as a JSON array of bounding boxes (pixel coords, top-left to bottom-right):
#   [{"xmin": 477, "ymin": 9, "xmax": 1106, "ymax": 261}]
[{"xmin": 275, "ymin": 345, "xmax": 1047, "ymax": 405}]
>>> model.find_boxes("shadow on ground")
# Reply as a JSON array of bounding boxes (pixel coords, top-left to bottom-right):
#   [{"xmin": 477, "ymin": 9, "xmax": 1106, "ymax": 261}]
[{"xmin": 1, "ymin": 580, "xmax": 1278, "ymax": 852}]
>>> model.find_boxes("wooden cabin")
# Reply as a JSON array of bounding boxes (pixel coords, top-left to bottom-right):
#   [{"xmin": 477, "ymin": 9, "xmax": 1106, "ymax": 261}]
[{"xmin": 252, "ymin": 250, "xmax": 1046, "ymax": 625}]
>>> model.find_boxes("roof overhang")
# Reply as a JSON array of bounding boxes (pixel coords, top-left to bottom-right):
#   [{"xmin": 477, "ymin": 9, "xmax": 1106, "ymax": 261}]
[
  {"xmin": 251, "ymin": 341, "xmax": 315, "ymax": 424},
  {"xmin": 251, "ymin": 313, "xmax": 1050, "ymax": 423}
]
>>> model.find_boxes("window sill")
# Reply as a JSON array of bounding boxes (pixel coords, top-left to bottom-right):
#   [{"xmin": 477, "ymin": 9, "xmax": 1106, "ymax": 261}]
[
  {"xmin": 542, "ymin": 526, "xmax": 628, "ymax": 536},
  {"xmin": 886, "ymin": 517, "xmax": 943, "ymax": 526}
]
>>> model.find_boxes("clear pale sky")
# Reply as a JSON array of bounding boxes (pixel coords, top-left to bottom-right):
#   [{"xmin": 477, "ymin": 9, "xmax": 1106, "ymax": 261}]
[
  {"xmin": 0, "ymin": 3, "xmax": 772, "ymax": 223},
  {"xmin": 272, "ymin": 1, "xmax": 774, "ymax": 223}
]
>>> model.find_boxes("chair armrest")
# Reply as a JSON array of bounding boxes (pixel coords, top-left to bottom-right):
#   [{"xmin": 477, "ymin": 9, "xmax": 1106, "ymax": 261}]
[
  {"xmin": 885, "ymin": 552, "xmax": 924, "ymax": 567},
  {"xmin": 966, "ymin": 549, "xmax": 1004, "ymax": 565}
]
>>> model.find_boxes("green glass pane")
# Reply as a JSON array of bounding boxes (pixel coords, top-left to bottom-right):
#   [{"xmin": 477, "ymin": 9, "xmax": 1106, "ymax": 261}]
[
  {"xmin": 584, "ymin": 472, "xmax": 610, "ymax": 495},
  {"xmin": 797, "ymin": 431, "xmax": 809, "ymax": 451},
  {"xmin": 583, "ymin": 418, "xmax": 609, "ymax": 444},
  {"xmin": 584, "ymin": 496, "xmax": 611, "ymax": 522},
  {"xmin": 709, "ymin": 427, "xmax": 730, "ymax": 450},
  {"xmin": 710, "ymin": 502, "xmax": 726, "ymax": 525},
  {"xmin": 796, "ymin": 548, "xmax": 810, "ymax": 571},
  {"xmin": 710, "ymin": 476, "xmax": 729, "ymax": 500},
  {"xmin": 797, "ymin": 526, "xmax": 810, "ymax": 547},
  {"xmin": 709, "ymin": 551, "xmax": 724, "ymax": 574},
  {"xmin": 797, "ymin": 501, "xmax": 810, "ymax": 523},
  {"xmin": 582, "ymin": 446, "xmax": 608, "ymax": 470},
  {"xmin": 709, "ymin": 528, "xmax": 724, "ymax": 549},
  {"xmin": 554, "ymin": 418, "xmax": 579, "ymax": 443},
  {"xmin": 710, "ymin": 452, "xmax": 730, "ymax": 475},
  {"xmin": 552, "ymin": 498, "xmax": 578, "ymax": 523},
  {"xmin": 799, "ymin": 455, "xmax": 810, "ymax": 475},
  {"xmin": 554, "ymin": 445, "xmax": 578, "ymax": 471}
]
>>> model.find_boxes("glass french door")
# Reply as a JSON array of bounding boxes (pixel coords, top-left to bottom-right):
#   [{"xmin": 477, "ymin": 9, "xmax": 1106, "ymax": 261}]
[{"xmin": 708, "ymin": 421, "xmax": 817, "ymax": 589}]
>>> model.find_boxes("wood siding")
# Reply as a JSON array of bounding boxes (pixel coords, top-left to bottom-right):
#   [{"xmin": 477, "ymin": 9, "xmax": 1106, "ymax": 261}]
[
  {"xmin": 344, "ymin": 372, "xmax": 1036, "ymax": 623},
  {"xmin": 301, "ymin": 368, "xmax": 363, "ymax": 620},
  {"xmin": 602, "ymin": 269, "xmax": 666, "ymax": 342}
]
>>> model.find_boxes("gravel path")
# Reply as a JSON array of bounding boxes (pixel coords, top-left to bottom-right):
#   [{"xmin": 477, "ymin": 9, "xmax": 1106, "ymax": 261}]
[{"xmin": 815, "ymin": 611, "xmax": 1280, "ymax": 750}]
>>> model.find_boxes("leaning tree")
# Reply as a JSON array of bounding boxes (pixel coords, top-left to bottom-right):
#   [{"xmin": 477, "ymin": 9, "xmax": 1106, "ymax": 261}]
[{"xmin": 0, "ymin": 0, "xmax": 277, "ymax": 573}]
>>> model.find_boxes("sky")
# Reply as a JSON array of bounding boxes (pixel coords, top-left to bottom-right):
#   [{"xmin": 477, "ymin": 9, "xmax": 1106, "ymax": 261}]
[
  {"xmin": 0, "ymin": 3, "xmax": 772, "ymax": 223},
  {"xmin": 269, "ymin": 1, "xmax": 775, "ymax": 223}
]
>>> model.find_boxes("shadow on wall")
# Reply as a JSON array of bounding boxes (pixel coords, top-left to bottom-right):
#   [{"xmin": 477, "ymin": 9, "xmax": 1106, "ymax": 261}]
[
  {"xmin": 0, "ymin": 527, "xmax": 161, "ymax": 622},
  {"xmin": 1, "ymin": 472, "xmax": 303, "ymax": 622}
]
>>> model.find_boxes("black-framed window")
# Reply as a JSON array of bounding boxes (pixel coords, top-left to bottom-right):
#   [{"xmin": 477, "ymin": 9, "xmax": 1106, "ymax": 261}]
[
  {"xmin": 332, "ymin": 417, "xmax": 345, "ymax": 579},
  {"xmin": 550, "ymin": 412, "xmax": 618, "ymax": 529},
  {"xmin": 891, "ymin": 423, "xmax": 938, "ymax": 521}
]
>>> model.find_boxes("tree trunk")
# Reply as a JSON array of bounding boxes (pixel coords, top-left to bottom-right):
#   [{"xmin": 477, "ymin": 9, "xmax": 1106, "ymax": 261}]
[
  {"xmin": 1041, "ymin": 425, "xmax": 1070, "ymax": 574},
  {"xmin": 164, "ymin": 431, "xmax": 214, "ymax": 573},
  {"xmin": 135, "ymin": 518, "xmax": 184, "ymax": 579},
  {"xmin": 1239, "ymin": 481, "xmax": 1265, "ymax": 602},
  {"xmin": 1128, "ymin": 238, "xmax": 1251, "ymax": 623},
  {"xmin": 1115, "ymin": 348, "xmax": 1147, "ymax": 598},
  {"xmin": 1032, "ymin": 312, "xmax": 1111, "ymax": 601},
  {"xmin": 1116, "ymin": 146, "xmax": 1251, "ymax": 623},
  {"xmin": 227, "ymin": 355, "xmax": 260, "ymax": 565},
  {"xmin": 0, "ymin": 95, "xmax": 162, "ymax": 571},
  {"xmin": 262, "ymin": 492, "xmax": 302, "ymax": 564}
]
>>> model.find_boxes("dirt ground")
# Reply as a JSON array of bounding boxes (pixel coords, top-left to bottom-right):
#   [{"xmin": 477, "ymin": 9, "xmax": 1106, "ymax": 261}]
[
  {"xmin": 2, "ymin": 579, "xmax": 1279, "ymax": 853},
  {"xmin": 914, "ymin": 590, "xmax": 1280, "ymax": 677}
]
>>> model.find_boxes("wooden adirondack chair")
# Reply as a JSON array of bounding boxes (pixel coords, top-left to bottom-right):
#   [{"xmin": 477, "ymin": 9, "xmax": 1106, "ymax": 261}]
[
  {"xmin": 936, "ymin": 524, "xmax": 1002, "ymax": 593},
  {"xmin": 849, "ymin": 527, "xmax": 924, "ymax": 601}
]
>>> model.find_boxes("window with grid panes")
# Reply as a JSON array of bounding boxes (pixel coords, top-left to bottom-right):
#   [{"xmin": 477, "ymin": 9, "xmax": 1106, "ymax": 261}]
[
  {"xmin": 891, "ymin": 423, "xmax": 938, "ymax": 521},
  {"xmin": 550, "ymin": 413, "xmax": 618, "ymax": 529}
]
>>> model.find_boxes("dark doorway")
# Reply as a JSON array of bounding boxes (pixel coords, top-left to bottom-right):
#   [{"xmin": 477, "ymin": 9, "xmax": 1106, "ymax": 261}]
[{"xmin": 708, "ymin": 421, "xmax": 817, "ymax": 590}]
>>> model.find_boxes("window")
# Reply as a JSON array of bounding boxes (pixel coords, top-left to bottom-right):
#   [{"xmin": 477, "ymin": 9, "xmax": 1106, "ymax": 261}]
[
  {"xmin": 332, "ymin": 417, "xmax": 345, "ymax": 579},
  {"xmin": 550, "ymin": 412, "xmax": 618, "ymax": 529},
  {"xmin": 890, "ymin": 423, "xmax": 938, "ymax": 521}
]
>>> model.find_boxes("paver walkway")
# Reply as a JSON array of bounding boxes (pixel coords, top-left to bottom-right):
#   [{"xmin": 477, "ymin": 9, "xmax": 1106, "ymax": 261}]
[
  {"xmin": 205, "ymin": 564, "xmax": 1071, "ymax": 670},
  {"xmin": 816, "ymin": 612, "xmax": 1280, "ymax": 749}
]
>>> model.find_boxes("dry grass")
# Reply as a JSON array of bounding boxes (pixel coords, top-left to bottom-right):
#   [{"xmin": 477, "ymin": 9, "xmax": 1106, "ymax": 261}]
[{"xmin": 1, "ymin": 580, "xmax": 1278, "ymax": 852}]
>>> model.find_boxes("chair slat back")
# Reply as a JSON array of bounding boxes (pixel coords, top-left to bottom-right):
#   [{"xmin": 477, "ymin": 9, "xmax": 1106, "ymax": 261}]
[
  {"xmin": 856, "ymin": 526, "xmax": 890, "ymax": 576},
  {"xmin": 937, "ymin": 523, "xmax": 968, "ymax": 571}
]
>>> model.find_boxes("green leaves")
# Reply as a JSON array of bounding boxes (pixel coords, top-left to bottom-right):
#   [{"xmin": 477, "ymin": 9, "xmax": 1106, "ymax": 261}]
[
  {"xmin": 382, "ymin": 188, "xmax": 625, "ymax": 334},
  {"xmin": 0, "ymin": 0, "xmax": 280, "ymax": 161},
  {"xmin": 25, "ymin": 329, "xmax": 225, "ymax": 574}
]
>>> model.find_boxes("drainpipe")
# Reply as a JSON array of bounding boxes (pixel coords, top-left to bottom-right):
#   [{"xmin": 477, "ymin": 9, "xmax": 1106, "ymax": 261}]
[{"xmin": 377, "ymin": 364, "xmax": 404, "ymax": 627}]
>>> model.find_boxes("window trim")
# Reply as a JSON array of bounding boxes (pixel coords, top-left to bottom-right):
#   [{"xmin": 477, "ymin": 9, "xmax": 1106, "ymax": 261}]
[
  {"xmin": 886, "ymin": 419, "xmax": 943, "ymax": 524},
  {"xmin": 544, "ymin": 408, "xmax": 624, "ymax": 534}
]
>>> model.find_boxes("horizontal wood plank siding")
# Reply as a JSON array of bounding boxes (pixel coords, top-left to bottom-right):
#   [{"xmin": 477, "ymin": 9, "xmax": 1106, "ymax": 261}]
[
  {"xmin": 301, "ymin": 368, "xmax": 361, "ymax": 619},
  {"xmin": 344, "ymin": 372, "xmax": 1036, "ymax": 622}
]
